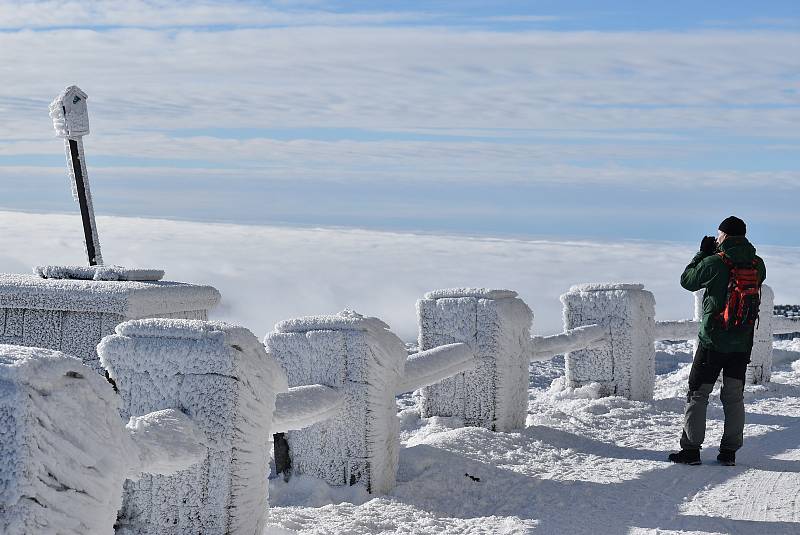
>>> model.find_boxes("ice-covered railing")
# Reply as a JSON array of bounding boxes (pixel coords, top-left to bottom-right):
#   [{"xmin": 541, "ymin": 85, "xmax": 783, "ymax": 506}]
[
  {"xmin": 530, "ymin": 324, "xmax": 608, "ymax": 361},
  {"xmin": 0, "ymin": 344, "xmax": 208, "ymax": 535},
  {"xmin": 648, "ymin": 284, "xmax": 794, "ymax": 384},
  {"xmin": 272, "ymin": 384, "xmax": 345, "ymax": 433},
  {"xmin": 416, "ymin": 288, "xmax": 533, "ymax": 431},
  {"xmin": 264, "ymin": 310, "xmax": 478, "ymax": 493},
  {"xmin": 416, "ymin": 285, "xmax": 655, "ymax": 427},
  {"xmin": 98, "ymin": 319, "xmax": 286, "ymax": 535},
  {"xmin": 417, "ymin": 282, "xmax": 796, "ymax": 422},
  {"xmin": 397, "ymin": 342, "xmax": 475, "ymax": 393}
]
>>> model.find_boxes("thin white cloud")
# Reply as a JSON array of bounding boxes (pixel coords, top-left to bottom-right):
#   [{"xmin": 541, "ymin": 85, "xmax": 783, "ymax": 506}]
[
  {"xmin": 0, "ymin": 0, "xmax": 432, "ymax": 29},
  {"xmin": 481, "ymin": 15, "xmax": 562, "ymax": 23}
]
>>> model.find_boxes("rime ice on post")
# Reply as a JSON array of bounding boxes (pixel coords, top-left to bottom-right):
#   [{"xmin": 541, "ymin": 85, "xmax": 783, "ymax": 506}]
[
  {"xmin": 561, "ymin": 283, "xmax": 656, "ymax": 401},
  {"xmin": 0, "ymin": 345, "xmax": 207, "ymax": 535},
  {"xmin": 749, "ymin": 284, "xmax": 774, "ymax": 384},
  {"xmin": 265, "ymin": 310, "xmax": 406, "ymax": 494},
  {"xmin": 417, "ymin": 288, "xmax": 533, "ymax": 431},
  {"xmin": 0, "ymin": 274, "xmax": 220, "ymax": 374},
  {"xmin": 49, "ymin": 86, "xmax": 102, "ymax": 266},
  {"xmin": 98, "ymin": 319, "xmax": 287, "ymax": 535}
]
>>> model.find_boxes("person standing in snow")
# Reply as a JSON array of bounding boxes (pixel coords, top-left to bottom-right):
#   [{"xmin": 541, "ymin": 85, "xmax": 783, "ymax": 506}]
[{"xmin": 669, "ymin": 216, "xmax": 766, "ymax": 466}]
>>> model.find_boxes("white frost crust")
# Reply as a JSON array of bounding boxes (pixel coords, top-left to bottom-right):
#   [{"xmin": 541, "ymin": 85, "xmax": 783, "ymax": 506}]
[
  {"xmin": 398, "ymin": 343, "xmax": 476, "ymax": 393},
  {"xmin": 49, "ymin": 86, "xmax": 90, "ymax": 139},
  {"xmin": 0, "ymin": 344, "xmax": 135, "ymax": 535},
  {"xmin": 773, "ymin": 315, "xmax": 800, "ymax": 335},
  {"xmin": 100, "ymin": 319, "xmax": 286, "ymax": 535},
  {"xmin": 749, "ymin": 284, "xmax": 774, "ymax": 384},
  {"xmin": 34, "ymin": 265, "xmax": 165, "ymax": 282},
  {"xmin": 125, "ymin": 409, "xmax": 208, "ymax": 478},
  {"xmin": 265, "ymin": 310, "xmax": 406, "ymax": 494},
  {"xmin": 274, "ymin": 309, "xmax": 390, "ymax": 334},
  {"xmin": 568, "ymin": 283, "xmax": 645, "ymax": 293},
  {"xmin": 417, "ymin": 292, "xmax": 533, "ymax": 431},
  {"xmin": 423, "ymin": 288, "xmax": 518, "ymax": 300},
  {"xmin": 654, "ymin": 319, "xmax": 699, "ymax": 341},
  {"xmin": 272, "ymin": 385, "xmax": 345, "ymax": 433},
  {"xmin": 0, "ymin": 274, "xmax": 220, "ymax": 317},
  {"xmin": 531, "ymin": 324, "xmax": 608, "ymax": 361},
  {"xmin": 561, "ymin": 284, "xmax": 656, "ymax": 401}
]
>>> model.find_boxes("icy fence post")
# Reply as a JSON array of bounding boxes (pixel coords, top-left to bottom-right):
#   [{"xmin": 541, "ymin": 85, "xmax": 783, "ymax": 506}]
[
  {"xmin": 98, "ymin": 319, "xmax": 287, "ymax": 535},
  {"xmin": 416, "ymin": 288, "xmax": 533, "ymax": 431},
  {"xmin": 0, "ymin": 344, "xmax": 207, "ymax": 535},
  {"xmin": 749, "ymin": 284, "xmax": 775, "ymax": 384},
  {"xmin": 0, "ymin": 274, "xmax": 220, "ymax": 375},
  {"xmin": 561, "ymin": 283, "xmax": 656, "ymax": 401},
  {"xmin": 264, "ymin": 310, "xmax": 406, "ymax": 494}
]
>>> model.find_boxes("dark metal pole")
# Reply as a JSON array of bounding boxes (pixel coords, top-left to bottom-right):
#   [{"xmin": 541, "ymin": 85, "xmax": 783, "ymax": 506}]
[
  {"xmin": 273, "ymin": 433, "xmax": 292, "ymax": 482},
  {"xmin": 67, "ymin": 138, "xmax": 99, "ymax": 266}
]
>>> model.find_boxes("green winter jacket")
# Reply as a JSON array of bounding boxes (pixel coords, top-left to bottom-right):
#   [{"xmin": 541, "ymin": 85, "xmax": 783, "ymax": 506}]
[{"xmin": 680, "ymin": 236, "xmax": 767, "ymax": 353}]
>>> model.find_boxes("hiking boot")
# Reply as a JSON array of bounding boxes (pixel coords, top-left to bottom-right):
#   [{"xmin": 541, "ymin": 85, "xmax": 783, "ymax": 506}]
[
  {"xmin": 717, "ymin": 449, "xmax": 736, "ymax": 466},
  {"xmin": 668, "ymin": 449, "xmax": 701, "ymax": 465}
]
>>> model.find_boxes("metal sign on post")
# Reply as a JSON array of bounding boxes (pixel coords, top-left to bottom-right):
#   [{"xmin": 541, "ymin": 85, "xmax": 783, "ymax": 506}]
[{"xmin": 49, "ymin": 86, "xmax": 103, "ymax": 266}]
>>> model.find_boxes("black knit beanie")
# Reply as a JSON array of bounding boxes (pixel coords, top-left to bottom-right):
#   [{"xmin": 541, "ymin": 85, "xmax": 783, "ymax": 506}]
[{"xmin": 718, "ymin": 216, "xmax": 746, "ymax": 236}]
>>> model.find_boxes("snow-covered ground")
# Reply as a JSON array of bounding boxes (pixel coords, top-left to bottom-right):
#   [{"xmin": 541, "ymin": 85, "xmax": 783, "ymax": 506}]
[{"xmin": 266, "ymin": 340, "xmax": 800, "ymax": 534}]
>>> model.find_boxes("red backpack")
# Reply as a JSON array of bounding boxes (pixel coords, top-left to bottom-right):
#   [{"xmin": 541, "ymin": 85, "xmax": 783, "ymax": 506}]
[{"xmin": 716, "ymin": 252, "xmax": 762, "ymax": 331}]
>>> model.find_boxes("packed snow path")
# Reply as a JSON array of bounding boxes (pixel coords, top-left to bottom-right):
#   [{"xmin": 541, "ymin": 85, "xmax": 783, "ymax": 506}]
[{"xmin": 266, "ymin": 340, "xmax": 800, "ymax": 534}]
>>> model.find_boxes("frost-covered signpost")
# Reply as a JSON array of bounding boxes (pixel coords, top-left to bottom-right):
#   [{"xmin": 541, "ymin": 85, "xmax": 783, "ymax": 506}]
[
  {"xmin": 0, "ymin": 86, "xmax": 221, "ymax": 374},
  {"xmin": 49, "ymin": 86, "xmax": 102, "ymax": 266}
]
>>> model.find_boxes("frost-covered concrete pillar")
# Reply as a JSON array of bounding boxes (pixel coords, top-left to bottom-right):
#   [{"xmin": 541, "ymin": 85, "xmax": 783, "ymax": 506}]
[
  {"xmin": 561, "ymin": 283, "xmax": 656, "ymax": 401},
  {"xmin": 416, "ymin": 288, "xmax": 533, "ymax": 431},
  {"xmin": 0, "ymin": 273, "xmax": 220, "ymax": 374},
  {"xmin": 98, "ymin": 319, "xmax": 287, "ymax": 535},
  {"xmin": 265, "ymin": 310, "xmax": 406, "ymax": 494},
  {"xmin": 750, "ymin": 284, "xmax": 774, "ymax": 384},
  {"xmin": 692, "ymin": 286, "xmax": 774, "ymax": 385},
  {"xmin": 0, "ymin": 344, "xmax": 207, "ymax": 535}
]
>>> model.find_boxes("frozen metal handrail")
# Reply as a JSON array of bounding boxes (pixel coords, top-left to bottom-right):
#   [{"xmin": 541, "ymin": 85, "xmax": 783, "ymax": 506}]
[
  {"xmin": 397, "ymin": 342, "xmax": 475, "ymax": 394},
  {"xmin": 654, "ymin": 316, "xmax": 800, "ymax": 341},
  {"xmin": 530, "ymin": 323, "xmax": 607, "ymax": 362},
  {"xmin": 272, "ymin": 384, "xmax": 345, "ymax": 433},
  {"xmin": 773, "ymin": 316, "xmax": 800, "ymax": 335},
  {"xmin": 654, "ymin": 320, "xmax": 699, "ymax": 341}
]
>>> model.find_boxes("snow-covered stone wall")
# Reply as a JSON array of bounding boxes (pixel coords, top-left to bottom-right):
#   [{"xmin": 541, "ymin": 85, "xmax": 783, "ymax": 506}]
[
  {"xmin": 561, "ymin": 283, "xmax": 656, "ymax": 401},
  {"xmin": 99, "ymin": 319, "xmax": 287, "ymax": 535},
  {"xmin": 265, "ymin": 310, "xmax": 406, "ymax": 494},
  {"xmin": 417, "ymin": 288, "xmax": 533, "ymax": 431},
  {"xmin": 0, "ymin": 274, "xmax": 220, "ymax": 374},
  {"xmin": 0, "ymin": 345, "xmax": 207, "ymax": 535}
]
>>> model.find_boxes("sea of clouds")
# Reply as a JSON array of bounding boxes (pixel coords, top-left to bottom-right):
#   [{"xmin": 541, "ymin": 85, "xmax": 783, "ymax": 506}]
[{"xmin": 2, "ymin": 211, "xmax": 798, "ymax": 341}]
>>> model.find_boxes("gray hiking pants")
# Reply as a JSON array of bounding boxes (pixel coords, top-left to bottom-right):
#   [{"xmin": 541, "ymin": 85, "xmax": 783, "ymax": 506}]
[{"xmin": 679, "ymin": 344, "xmax": 749, "ymax": 452}]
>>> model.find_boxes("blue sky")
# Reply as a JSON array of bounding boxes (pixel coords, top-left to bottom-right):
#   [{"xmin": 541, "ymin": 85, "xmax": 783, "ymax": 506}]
[{"xmin": 0, "ymin": 0, "xmax": 798, "ymax": 246}]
